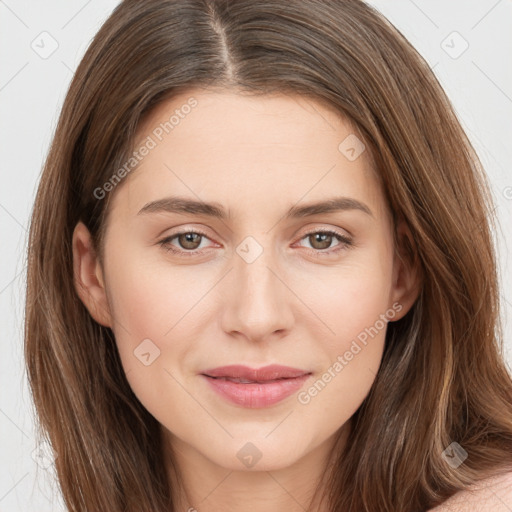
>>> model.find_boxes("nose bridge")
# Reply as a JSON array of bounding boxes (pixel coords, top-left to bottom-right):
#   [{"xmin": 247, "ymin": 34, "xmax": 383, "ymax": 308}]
[
  {"xmin": 236, "ymin": 235, "xmax": 282, "ymax": 309},
  {"xmin": 221, "ymin": 233, "xmax": 293, "ymax": 340}
]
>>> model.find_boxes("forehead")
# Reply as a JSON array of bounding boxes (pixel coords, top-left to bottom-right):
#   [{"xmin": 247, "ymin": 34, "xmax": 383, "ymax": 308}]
[
  {"xmin": 110, "ymin": 88, "xmax": 385, "ymax": 221},
  {"xmin": 136, "ymin": 88, "xmax": 363, "ymax": 153}
]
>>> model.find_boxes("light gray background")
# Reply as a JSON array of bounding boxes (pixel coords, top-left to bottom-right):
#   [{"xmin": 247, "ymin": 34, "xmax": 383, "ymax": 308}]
[{"xmin": 1, "ymin": 1, "xmax": 511, "ymax": 510}]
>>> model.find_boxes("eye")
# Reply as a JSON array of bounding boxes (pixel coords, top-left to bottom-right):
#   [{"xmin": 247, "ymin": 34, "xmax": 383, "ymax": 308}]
[
  {"xmin": 158, "ymin": 228, "xmax": 353, "ymax": 258},
  {"xmin": 295, "ymin": 229, "xmax": 353, "ymax": 256},
  {"xmin": 158, "ymin": 230, "xmax": 215, "ymax": 257}
]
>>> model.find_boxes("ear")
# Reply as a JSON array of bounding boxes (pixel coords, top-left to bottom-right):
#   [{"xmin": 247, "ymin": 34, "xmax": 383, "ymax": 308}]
[
  {"xmin": 72, "ymin": 221, "xmax": 112, "ymax": 328},
  {"xmin": 388, "ymin": 219, "xmax": 422, "ymax": 322}
]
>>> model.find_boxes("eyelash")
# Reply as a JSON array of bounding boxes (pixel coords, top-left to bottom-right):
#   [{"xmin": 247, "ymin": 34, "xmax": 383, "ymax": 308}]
[{"xmin": 158, "ymin": 228, "xmax": 353, "ymax": 258}]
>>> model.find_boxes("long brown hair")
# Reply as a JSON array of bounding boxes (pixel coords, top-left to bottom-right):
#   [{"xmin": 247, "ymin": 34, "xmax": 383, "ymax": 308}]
[{"xmin": 24, "ymin": 0, "xmax": 512, "ymax": 510}]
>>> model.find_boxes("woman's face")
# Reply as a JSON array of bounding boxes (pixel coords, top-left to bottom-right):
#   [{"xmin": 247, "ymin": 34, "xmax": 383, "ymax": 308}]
[{"xmin": 74, "ymin": 89, "xmax": 417, "ymax": 473}]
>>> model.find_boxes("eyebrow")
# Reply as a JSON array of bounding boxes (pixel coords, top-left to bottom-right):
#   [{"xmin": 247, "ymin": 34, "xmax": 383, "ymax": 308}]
[{"xmin": 137, "ymin": 195, "xmax": 373, "ymax": 219}]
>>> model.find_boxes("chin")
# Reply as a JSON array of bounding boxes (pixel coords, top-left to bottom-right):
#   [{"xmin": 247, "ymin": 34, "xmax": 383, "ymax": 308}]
[{"xmin": 203, "ymin": 436, "xmax": 308, "ymax": 472}]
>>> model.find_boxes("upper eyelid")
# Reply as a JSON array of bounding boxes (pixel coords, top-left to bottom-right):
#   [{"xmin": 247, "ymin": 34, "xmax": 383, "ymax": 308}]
[{"xmin": 160, "ymin": 225, "xmax": 351, "ymax": 240}]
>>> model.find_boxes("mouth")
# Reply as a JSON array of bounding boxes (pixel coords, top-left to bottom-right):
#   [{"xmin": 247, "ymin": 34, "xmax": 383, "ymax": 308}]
[{"xmin": 200, "ymin": 364, "xmax": 312, "ymax": 408}]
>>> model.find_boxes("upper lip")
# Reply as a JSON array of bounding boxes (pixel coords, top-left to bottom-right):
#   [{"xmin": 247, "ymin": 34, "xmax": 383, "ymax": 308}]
[{"xmin": 201, "ymin": 364, "xmax": 311, "ymax": 382}]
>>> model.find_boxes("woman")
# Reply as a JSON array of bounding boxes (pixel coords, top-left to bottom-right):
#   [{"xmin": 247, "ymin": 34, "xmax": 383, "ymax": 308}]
[{"xmin": 24, "ymin": 0, "xmax": 512, "ymax": 510}]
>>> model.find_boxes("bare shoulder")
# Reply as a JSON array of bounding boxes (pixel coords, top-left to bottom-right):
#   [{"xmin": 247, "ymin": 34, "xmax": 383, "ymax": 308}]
[{"xmin": 428, "ymin": 470, "xmax": 512, "ymax": 512}]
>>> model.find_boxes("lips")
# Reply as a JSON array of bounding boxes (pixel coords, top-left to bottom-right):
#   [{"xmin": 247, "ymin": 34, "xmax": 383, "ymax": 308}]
[
  {"xmin": 200, "ymin": 364, "xmax": 312, "ymax": 408},
  {"xmin": 202, "ymin": 364, "xmax": 309, "ymax": 381}
]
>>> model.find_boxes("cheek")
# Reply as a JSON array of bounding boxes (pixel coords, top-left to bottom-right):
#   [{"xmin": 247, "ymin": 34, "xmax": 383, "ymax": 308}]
[
  {"xmin": 298, "ymin": 281, "xmax": 390, "ymax": 433},
  {"xmin": 297, "ymin": 249, "xmax": 393, "ymax": 413},
  {"xmin": 102, "ymin": 250, "xmax": 221, "ymax": 404},
  {"xmin": 317, "ymin": 280, "xmax": 389, "ymax": 383},
  {"xmin": 310, "ymin": 253, "xmax": 393, "ymax": 351},
  {"xmin": 102, "ymin": 257, "xmax": 203, "ymax": 422},
  {"xmin": 104, "ymin": 250, "xmax": 213, "ymax": 340}
]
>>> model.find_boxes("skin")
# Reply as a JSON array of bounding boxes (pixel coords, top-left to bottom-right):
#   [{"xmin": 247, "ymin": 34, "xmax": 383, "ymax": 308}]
[{"xmin": 73, "ymin": 88, "xmax": 420, "ymax": 511}]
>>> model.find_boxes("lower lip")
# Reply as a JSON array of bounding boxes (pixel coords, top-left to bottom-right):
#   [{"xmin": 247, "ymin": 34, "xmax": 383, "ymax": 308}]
[{"xmin": 202, "ymin": 374, "xmax": 311, "ymax": 408}]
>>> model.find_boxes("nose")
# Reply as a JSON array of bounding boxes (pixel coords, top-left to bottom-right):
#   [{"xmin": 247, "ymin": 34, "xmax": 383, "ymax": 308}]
[{"xmin": 219, "ymin": 240, "xmax": 295, "ymax": 343}]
